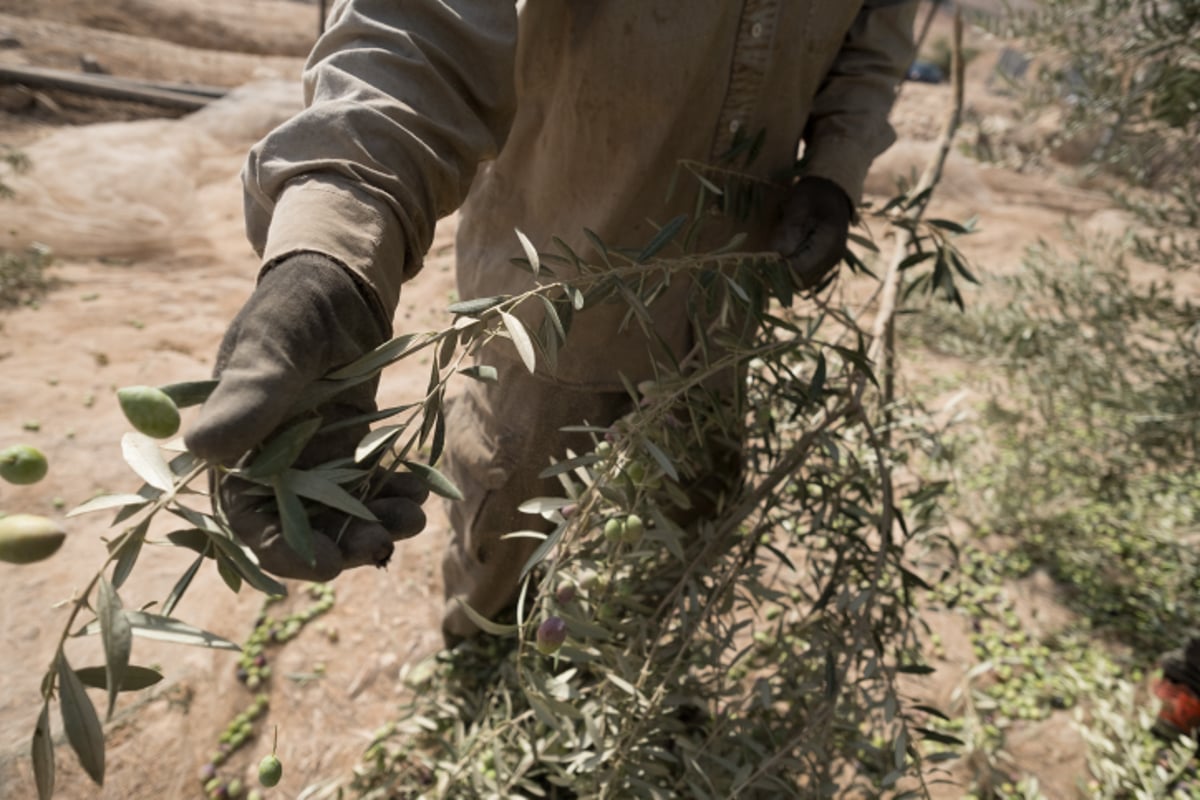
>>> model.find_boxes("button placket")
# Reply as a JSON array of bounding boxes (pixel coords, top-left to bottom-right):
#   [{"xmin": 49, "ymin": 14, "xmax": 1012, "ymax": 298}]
[{"xmin": 711, "ymin": 0, "xmax": 780, "ymax": 160}]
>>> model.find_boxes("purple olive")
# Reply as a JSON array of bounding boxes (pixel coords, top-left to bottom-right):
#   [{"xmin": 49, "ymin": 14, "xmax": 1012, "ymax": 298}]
[{"xmin": 536, "ymin": 616, "xmax": 567, "ymax": 655}]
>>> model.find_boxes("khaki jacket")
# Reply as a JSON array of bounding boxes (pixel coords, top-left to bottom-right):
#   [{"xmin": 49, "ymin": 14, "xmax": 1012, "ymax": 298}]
[{"xmin": 244, "ymin": 0, "xmax": 917, "ymax": 389}]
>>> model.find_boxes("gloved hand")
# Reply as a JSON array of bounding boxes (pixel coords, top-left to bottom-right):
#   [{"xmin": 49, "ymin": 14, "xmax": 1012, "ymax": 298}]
[
  {"xmin": 185, "ymin": 253, "xmax": 428, "ymax": 581},
  {"xmin": 769, "ymin": 176, "xmax": 853, "ymax": 291}
]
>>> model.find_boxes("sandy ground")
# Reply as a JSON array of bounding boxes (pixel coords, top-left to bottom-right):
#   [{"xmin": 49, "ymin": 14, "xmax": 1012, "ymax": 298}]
[{"xmin": 0, "ymin": 3, "xmax": 1134, "ymax": 798}]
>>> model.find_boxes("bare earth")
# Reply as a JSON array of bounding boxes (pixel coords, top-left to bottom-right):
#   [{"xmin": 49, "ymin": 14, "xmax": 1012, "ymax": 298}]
[{"xmin": 0, "ymin": 2, "xmax": 1134, "ymax": 798}]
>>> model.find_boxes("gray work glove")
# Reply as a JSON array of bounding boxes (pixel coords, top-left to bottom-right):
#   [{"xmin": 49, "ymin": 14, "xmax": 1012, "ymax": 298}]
[
  {"xmin": 185, "ymin": 253, "xmax": 428, "ymax": 581},
  {"xmin": 770, "ymin": 176, "xmax": 853, "ymax": 292}
]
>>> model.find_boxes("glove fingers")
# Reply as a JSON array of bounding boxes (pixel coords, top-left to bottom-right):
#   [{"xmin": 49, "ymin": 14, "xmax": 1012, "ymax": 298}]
[
  {"xmin": 786, "ymin": 224, "xmax": 845, "ymax": 289},
  {"xmin": 187, "ymin": 360, "xmax": 322, "ymax": 465},
  {"xmin": 219, "ymin": 474, "xmax": 346, "ymax": 581},
  {"xmin": 367, "ymin": 496, "xmax": 427, "ymax": 539},
  {"xmin": 311, "ymin": 497, "xmax": 424, "ymax": 570},
  {"xmin": 374, "ymin": 470, "xmax": 432, "ymax": 504}
]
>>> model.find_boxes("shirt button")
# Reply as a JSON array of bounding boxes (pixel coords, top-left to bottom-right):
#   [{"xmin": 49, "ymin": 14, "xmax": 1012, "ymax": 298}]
[
  {"xmin": 751, "ymin": 22, "xmax": 764, "ymax": 38},
  {"xmin": 729, "ymin": 119, "xmax": 741, "ymax": 133}
]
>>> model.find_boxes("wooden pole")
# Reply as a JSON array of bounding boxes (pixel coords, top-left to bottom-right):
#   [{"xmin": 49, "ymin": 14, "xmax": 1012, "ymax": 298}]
[{"xmin": 0, "ymin": 65, "xmax": 219, "ymax": 111}]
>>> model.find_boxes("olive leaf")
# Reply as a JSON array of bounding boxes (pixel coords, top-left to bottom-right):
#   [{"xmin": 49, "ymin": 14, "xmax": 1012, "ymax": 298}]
[
  {"xmin": 162, "ymin": 553, "xmax": 204, "ymax": 617},
  {"xmin": 636, "ymin": 213, "xmax": 687, "ymax": 262},
  {"xmin": 208, "ymin": 534, "xmax": 287, "ymax": 597},
  {"xmin": 74, "ymin": 665, "xmax": 163, "ymax": 693},
  {"xmin": 165, "ymin": 528, "xmax": 212, "ymax": 557},
  {"xmin": 120, "ymin": 433, "xmax": 174, "ymax": 492},
  {"xmin": 243, "ymin": 417, "xmax": 323, "ymax": 480},
  {"xmin": 640, "ymin": 438, "xmax": 680, "ymax": 483},
  {"xmin": 32, "ymin": 702, "xmax": 54, "ymax": 800},
  {"xmin": 67, "ymin": 493, "xmax": 153, "ymax": 518},
  {"xmin": 355, "ymin": 424, "xmax": 404, "ymax": 464},
  {"xmin": 515, "ymin": 228, "xmax": 541, "ymax": 276},
  {"xmin": 499, "ymin": 311, "xmax": 537, "ymax": 374},
  {"xmin": 459, "ymin": 364, "xmax": 498, "ymax": 383},
  {"xmin": 273, "ymin": 474, "xmax": 316, "ymax": 567},
  {"xmin": 57, "ymin": 654, "xmax": 105, "ymax": 785},
  {"xmin": 325, "ymin": 332, "xmax": 424, "ymax": 380},
  {"xmin": 110, "ymin": 520, "xmax": 147, "ymax": 589},
  {"xmin": 79, "ymin": 610, "xmax": 240, "ymax": 651},
  {"xmin": 96, "ymin": 577, "xmax": 131, "ymax": 720},
  {"xmin": 454, "ymin": 598, "xmax": 519, "ymax": 637},
  {"xmin": 447, "ymin": 295, "xmax": 511, "ymax": 316},
  {"xmin": 401, "ymin": 460, "xmax": 464, "ymax": 501},
  {"xmin": 282, "ymin": 468, "xmax": 377, "ymax": 521},
  {"xmin": 216, "ymin": 555, "xmax": 243, "ymax": 593}
]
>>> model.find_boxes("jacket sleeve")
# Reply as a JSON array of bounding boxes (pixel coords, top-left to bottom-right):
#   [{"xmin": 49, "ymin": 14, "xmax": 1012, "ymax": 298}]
[
  {"xmin": 243, "ymin": 0, "xmax": 519, "ymax": 315},
  {"xmin": 801, "ymin": 0, "xmax": 917, "ymax": 207}
]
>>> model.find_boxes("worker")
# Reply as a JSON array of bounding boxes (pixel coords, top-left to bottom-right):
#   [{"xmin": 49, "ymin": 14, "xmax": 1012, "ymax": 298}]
[{"xmin": 183, "ymin": 1, "xmax": 919, "ymax": 644}]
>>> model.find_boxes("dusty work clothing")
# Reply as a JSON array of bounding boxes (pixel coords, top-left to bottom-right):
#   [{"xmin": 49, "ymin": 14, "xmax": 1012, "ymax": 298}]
[{"xmin": 239, "ymin": 0, "xmax": 918, "ymax": 638}]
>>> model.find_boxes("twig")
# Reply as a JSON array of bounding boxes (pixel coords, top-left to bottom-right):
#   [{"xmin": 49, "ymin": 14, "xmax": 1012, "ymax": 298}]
[{"xmin": 868, "ymin": 9, "xmax": 967, "ymax": 411}]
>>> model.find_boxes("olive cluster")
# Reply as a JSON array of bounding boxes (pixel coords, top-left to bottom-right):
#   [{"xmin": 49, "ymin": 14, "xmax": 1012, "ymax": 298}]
[{"xmin": 196, "ymin": 584, "xmax": 335, "ymax": 799}]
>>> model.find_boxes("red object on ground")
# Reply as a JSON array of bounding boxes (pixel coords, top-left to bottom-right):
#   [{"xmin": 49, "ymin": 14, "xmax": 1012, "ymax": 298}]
[{"xmin": 1154, "ymin": 677, "xmax": 1200, "ymax": 737}]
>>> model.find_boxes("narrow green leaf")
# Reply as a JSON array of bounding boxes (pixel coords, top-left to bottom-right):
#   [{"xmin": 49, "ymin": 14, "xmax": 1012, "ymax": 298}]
[
  {"xmin": 272, "ymin": 476, "xmax": 316, "ymax": 568},
  {"xmin": 453, "ymin": 598, "xmax": 519, "ymax": 636},
  {"xmin": 499, "ymin": 311, "xmax": 537, "ymax": 373},
  {"xmin": 516, "ymin": 497, "xmax": 573, "ymax": 515},
  {"xmin": 165, "ymin": 528, "xmax": 212, "ymax": 556},
  {"xmin": 519, "ymin": 522, "xmax": 565, "ymax": 580},
  {"xmin": 459, "ymin": 364, "xmax": 498, "ymax": 383},
  {"xmin": 110, "ymin": 524, "xmax": 146, "ymax": 590},
  {"xmin": 446, "ymin": 295, "xmax": 511, "ymax": 316},
  {"xmin": 523, "ymin": 688, "xmax": 566, "ymax": 733},
  {"xmin": 927, "ymin": 218, "xmax": 970, "ymax": 234},
  {"xmin": 898, "ymin": 251, "xmax": 934, "ymax": 271},
  {"xmin": 637, "ymin": 214, "xmax": 687, "ymax": 262},
  {"xmin": 811, "ymin": 353, "xmax": 827, "ymax": 397},
  {"xmin": 325, "ymin": 333, "xmax": 423, "ymax": 380},
  {"xmin": 582, "ymin": 228, "xmax": 612, "ymax": 266},
  {"xmin": 283, "ymin": 468, "xmax": 377, "ymax": 521},
  {"xmin": 57, "ymin": 655, "xmax": 105, "ymax": 785},
  {"xmin": 243, "ymin": 417, "xmax": 322, "ymax": 480},
  {"xmin": 916, "ymin": 729, "xmax": 964, "ymax": 748},
  {"xmin": 428, "ymin": 407, "xmax": 447, "ymax": 466},
  {"xmin": 96, "ymin": 578, "xmax": 131, "ymax": 720},
  {"xmin": 120, "ymin": 433, "xmax": 174, "ymax": 492},
  {"xmin": 538, "ymin": 295, "xmax": 567, "ymax": 343},
  {"xmin": 354, "ymin": 424, "xmax": 404, "ymax": 464},
  {"xmin": 79, "ymin": 610, "xmax": 240, "ymax": 650},
  {"xmin": 846, "ymin": 231, "xmax": 880, "ymax": 253},
  {"xmin": 436, "ymin": 329, "xmax": 458, "ymax": 369},
  {"xmin": 158, "ymin": 380, "xmax": 217, "ymax": 409},
  {"xmin": 515, "ymin": 228, "xmax": 540, "ymax": 276},
  {"xmin": 67, "ymin": 493, "xmax": 153, "ymax": 519},
  {"xmin": 206, "ymin": 534, "xmax": 287, "ymax": 597},
  {"xmin": 162, "ymin": 554, "xmax": 204, "ymax": 617},
  {"xmin": 641, "ymin": 439, "xmax": 680, "ymax": 482},
  {"xmin": 896, "ymin": 663, "xmax": 936, "ymax": 675},
  {"xmin": 318, "ymin": 403, "xmax": 418, "ymax": 435},
  {"xmin": 216, "ymin": 555, "xmax": 243, "ymax": 593},
  {"xmin": 32, "ymin": 703, "xmax": 54, "ymax": 800},
  {"xmin": 537, "ymin": 454, "xmax": 602, "ymax": 480},
  {"xmin": 74, "ymin": 665, "xmax": 163, "ymax": 693},
  {"xmin": 401, "ymin": 460, "xmax": 464, "ymax": 501}
]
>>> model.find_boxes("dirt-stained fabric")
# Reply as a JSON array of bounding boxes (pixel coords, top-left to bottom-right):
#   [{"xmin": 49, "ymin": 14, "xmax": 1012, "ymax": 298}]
[
  {"xmin": 440, "ymin": 357, "xmax": 633, "ymax": 642},
  {"xmin": 239, "ymin": 0, "xmax": 918, "ymax": 639},
  {"xmin": 243, "ymin": 0, "xmax": 917, "ymax": 388}
]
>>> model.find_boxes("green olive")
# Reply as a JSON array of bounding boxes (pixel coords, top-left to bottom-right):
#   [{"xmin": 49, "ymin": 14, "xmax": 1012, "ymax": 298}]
[
  {"xmin": 257, "ymin": 754, "xmax": 282, "ymax": 787},
  {"xmin": 0, "ymin": 444, "xmax": 48, "ymax": 485},
  {"xmin": 117, "ymin": 385, "xmax": 181, "ymax": 439}
]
